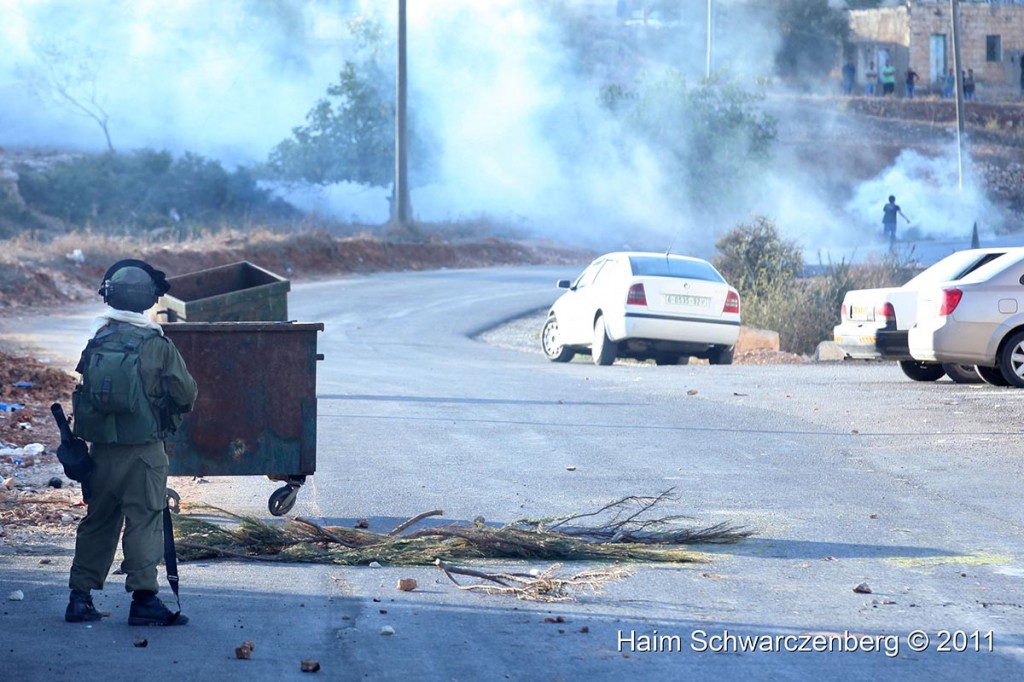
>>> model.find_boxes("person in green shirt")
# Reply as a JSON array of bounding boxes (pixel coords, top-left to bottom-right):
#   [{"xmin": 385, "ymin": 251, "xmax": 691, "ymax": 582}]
[{"xmin": 881, "ymin": 61, "xmax": 897, "ymax": 96}]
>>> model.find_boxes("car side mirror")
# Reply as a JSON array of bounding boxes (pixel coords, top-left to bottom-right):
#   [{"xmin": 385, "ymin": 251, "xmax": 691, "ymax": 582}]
[{"xmin": 556, "ymin": 279, "xmax": 571, "ymax": 289}]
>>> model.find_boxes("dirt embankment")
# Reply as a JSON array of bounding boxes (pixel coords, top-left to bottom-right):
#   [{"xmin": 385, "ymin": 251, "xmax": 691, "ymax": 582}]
[
  {"xmin": 0, "ymin": 232, "xmax": 596, "ymax": 311},
  {"xmin": 1, "ymin": 351, "xmax": 82, "ymax": 544},
  {"xmin": 847, "ymin": 96, "xmax": 1024, "ymax": 213}
]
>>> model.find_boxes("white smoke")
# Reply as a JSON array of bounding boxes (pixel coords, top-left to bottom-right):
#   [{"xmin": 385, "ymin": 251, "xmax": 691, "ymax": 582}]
[
  {"xmin": 847, "ymin": 146, "xmax": 996, "ymax": 238},
  {"xmin": 0, "ymin": 0, "xmax": 355, "ymax": 162},
  {"xmin": 0, "ymin": 0, "xmax": 1006, "ymax": 262}
]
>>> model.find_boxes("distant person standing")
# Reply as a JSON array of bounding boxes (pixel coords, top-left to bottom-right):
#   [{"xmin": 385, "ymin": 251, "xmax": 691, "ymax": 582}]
[
  {"xmin": 881, "ymin": 61, "xmax": 897, "ymax": 96},
  {"xmin": 905, "ymin": 67, "xmax": 919, "ymax": 98},
  {"xmin": 943, "ymin": 68, "xmax": 956, "ymax": 99},
  {"xmin": 882, "ymin": 195, "xmax": 910, "ymax": 245},
  {"xmin": 964, "ymin": 68, "xmax": 976, "ymax": 101},
  {"xmin": 842, "ymin": 59, "xmax": 856, "ymax": 95},
  {"xmin": 864, "ymin": 61, "xmax": 878, "ymax": 96}
]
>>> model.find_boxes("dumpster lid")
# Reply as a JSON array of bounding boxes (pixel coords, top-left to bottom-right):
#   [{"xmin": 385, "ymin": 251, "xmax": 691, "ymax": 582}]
[{"xmin": 162, "ymin": 322, "xmax": 324, "ymax": 332}]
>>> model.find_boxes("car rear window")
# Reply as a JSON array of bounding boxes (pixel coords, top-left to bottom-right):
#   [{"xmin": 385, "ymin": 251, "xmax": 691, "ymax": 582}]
[
  {"xmin": 956, "ymin": 249, "xmax": 1024, "ymax": 285},
  {"xmin": 905, "ymin": 250, "xmax": 1009, "ymax": 287},
  {"xmin": 628, "ymin": 256, "xmax": 725, "ymax": 283}
]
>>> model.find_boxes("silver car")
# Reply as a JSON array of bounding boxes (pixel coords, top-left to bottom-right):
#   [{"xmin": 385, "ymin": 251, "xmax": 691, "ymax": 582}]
[
  {"xmin": 909, "ymin": 249, "xmax": 1024, "ymax": 387},
  {"xmin": 833, "ymin": 247, "xmax": 1015, "ymax": 383}
]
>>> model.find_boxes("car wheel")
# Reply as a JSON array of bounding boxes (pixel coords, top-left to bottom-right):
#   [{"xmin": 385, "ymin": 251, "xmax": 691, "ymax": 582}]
[
  {"xmin": 975, "ymin": 365, "xmax": 1011, "ymax": 387},
  {"xmin": 898, "ymin": 360, "xmax": 945, "ymax": 382},
  {"xmin": 941, "ymin": 363, "xmax": 984, "ymax": 384},
  {"xmin": 708, "ymin": 345, "xmax": 735, "ymax": 366},
  {"xmin": 541, "ymin": 315, "xmax": 574, "ymax": 362},
  {"xmin": 592, "ymin": 315, "xmax": 616, "ymax": 366},
  {"xmin": 998, "ymin": 329, "xmax": 1024, "ymax": 387},
  {"xmin": 654, "ymin": 354, "xmax": 689, "ymax": 366}
]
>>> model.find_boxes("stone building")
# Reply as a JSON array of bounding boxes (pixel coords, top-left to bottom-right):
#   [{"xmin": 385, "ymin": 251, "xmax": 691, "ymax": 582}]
[
  {"xmin": 849, "ymin": 0, "xmax": 1024, "ymax": 96},
  {"xmin": 849, "ymin": 6, "xmax": 911, "ymax": 94}
]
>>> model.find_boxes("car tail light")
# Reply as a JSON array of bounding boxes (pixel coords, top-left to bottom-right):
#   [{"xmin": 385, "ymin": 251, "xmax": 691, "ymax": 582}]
[
  {"xmin": 841, "ymin": 303, "xmax": 847, "ymax": 319},
  {"xmin": 939, "ymin": 288, "xmax": 963, "ymax": 316},
  {"xmin": 723, "ymin": 290, "xmax": 740, "ymax": 315},
  {"xmin": 627, "ymin": 283, "xmax": 647, "ymax": 306},
  {"xmin": 876, "ymin": 302, "xmax": 896, "ymax": 325}
]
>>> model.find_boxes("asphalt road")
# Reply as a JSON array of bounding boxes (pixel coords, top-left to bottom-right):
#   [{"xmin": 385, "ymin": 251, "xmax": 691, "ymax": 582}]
[{"xmin": 4, "ymin": 265, "xmax": 1024, "ymax": 681}]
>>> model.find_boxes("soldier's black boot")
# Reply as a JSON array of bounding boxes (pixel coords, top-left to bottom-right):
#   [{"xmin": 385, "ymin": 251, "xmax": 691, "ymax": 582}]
[
  {"xmin": 129, "ymin": 590, "xmax": 188, "ymax": 626},
  {"xmin": 65, "ymin": 590, "xmax": 102, "ymax": 623}
]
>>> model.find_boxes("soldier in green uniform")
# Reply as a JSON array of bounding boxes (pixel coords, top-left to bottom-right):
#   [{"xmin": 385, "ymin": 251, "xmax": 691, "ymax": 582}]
[{"xmin": 65, "ymin": 260, "xmax": 198, "ymax": 626}]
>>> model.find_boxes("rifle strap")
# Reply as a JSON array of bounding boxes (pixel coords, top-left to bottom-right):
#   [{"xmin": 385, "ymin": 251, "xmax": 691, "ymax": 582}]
[{"xmin": 163, "ymin": 504, "xmax": 181, "ymax": 615}]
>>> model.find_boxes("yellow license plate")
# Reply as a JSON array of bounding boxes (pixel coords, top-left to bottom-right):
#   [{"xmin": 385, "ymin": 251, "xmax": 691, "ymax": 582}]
[{"xmin": 850, "ymin": 305, "xmax": 873, "ymax": 321}]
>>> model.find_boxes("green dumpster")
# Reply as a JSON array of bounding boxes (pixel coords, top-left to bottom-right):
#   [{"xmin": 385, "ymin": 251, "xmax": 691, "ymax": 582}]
[
  {"xmin": 162, "ymin": 321, "xmax": 324, "ymax": 515},
  {"xmin": 155, "ymin": 261, "xmax": 290, "ymax": 323}
]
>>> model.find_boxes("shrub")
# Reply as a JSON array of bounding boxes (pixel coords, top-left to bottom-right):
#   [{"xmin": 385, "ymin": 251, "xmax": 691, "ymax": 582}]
[
  {"xmin": 600, "ymin": 72, "xmax": 777, "ymax": 209},
  {"xmin": 0, "ymin": 187, "xmax": 39, "ymax": 238},
  {"xmin": 13, "ymin": 149, "xmax": 296, "ymax": 233},
  {"xmin": 714, "ymin": 217, "xmax": 917, "ymax": 354},
  {"xmin": 713, "ymin": 215, "xmax": 802, "ymax": 293}
]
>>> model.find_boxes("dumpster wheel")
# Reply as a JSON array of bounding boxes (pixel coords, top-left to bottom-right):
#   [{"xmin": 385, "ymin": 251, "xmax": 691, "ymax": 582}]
[{"xmin": 269, "ymin": 483, "xmax": 301, "ymax": 516}]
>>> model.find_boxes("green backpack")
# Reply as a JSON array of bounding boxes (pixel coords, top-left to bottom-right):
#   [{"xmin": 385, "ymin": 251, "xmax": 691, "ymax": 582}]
[{"xmin": 73, "ymin": 322, "xmax": 163, "ymax": 445}]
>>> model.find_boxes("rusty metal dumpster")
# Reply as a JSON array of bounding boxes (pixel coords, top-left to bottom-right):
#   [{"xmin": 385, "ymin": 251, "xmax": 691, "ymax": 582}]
[
  {"xmin": 162, "ymin": 321, "xmax": 324, "ymax": 515},
  {"xmin": 155, "ymin": 261, "xmax": 290, "ymax": 323}
]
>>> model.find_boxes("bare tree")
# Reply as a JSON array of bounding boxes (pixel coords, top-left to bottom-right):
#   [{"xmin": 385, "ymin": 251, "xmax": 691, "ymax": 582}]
[{"xmin": 21, "ymin": 40, "xmax": 115, "ymax": 152}]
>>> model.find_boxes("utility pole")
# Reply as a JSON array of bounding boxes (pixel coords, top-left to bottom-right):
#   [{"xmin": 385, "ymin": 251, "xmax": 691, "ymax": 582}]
[
  {"xmin": 950, "ymin": 0, "xmax": 965, "ymax": 190},
  {"xmin": 393, "ymin": 0, "xmax": 412, "ymax": 227},
  {"xmin": 706, "ymin": 0, "xmax": 712, "ymax": 79}
]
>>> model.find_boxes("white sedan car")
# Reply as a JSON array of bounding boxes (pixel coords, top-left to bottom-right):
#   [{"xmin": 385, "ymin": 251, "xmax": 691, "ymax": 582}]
[
  {"xmin": 540, "ymin": 252, "xmax": 741, "ymax": 366},
  {"xmin": 909, "ymin": 249, "xmax": 1024, "ymax": 387},
  {"xmin": 833, "ymin": 247, "xmax": 1015, "ymax": 383}
]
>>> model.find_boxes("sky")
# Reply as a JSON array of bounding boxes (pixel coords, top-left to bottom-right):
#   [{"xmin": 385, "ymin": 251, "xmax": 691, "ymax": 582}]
[{"xmin": 0, "ymin": 0, "xmax": 1004, "ymax": 261}]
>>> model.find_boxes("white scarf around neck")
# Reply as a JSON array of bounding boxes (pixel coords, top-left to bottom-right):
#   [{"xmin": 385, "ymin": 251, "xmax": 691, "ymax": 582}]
[{"xmin": 89, "ymin": 308, "xmax": 165, "ymax": 339}]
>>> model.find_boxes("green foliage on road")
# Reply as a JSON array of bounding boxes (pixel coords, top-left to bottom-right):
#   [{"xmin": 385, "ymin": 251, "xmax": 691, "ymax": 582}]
[{"xmin": 175, "ymin": 496, "xmax": 753, "ymax": 569}]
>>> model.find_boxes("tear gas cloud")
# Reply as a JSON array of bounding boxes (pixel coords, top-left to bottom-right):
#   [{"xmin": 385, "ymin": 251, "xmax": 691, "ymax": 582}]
[
  {"xmin": 0, "ymin": 0, "xmax": 355, "ymax": 163},
  {"xmin": 0, "ymin": 0, "xmax": 1001, "ymax": 260},
  {"xmin": 845, "ymin": 147, "xmax": 998, "ymax": 248}
]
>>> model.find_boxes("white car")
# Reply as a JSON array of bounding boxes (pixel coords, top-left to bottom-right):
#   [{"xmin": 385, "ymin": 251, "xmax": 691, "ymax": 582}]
[
  {"xmin": 910, "ymin": 249, "xmax": 1024, "ymax": 387},
  {"xmin": 540, "ymin": 252, "xmax": 740, "ymax": 366},
  {"xmin": 833, "ymin": 247, "xmax": 1016, "ymax": 383}
]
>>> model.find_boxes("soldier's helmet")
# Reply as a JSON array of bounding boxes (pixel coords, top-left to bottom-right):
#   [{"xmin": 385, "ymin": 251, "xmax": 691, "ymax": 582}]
[{"xmin": 98, "ymin": 259, "xmax": 171, "ymax": 312}]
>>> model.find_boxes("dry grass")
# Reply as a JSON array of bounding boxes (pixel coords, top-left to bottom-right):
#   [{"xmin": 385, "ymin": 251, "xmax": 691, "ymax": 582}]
[
  {"xmin": 0, "ymin": 225, "xmax": 594, "ymax": 310},
  {"xmin": 173, "ymin": 492, "xmax": 753, "ymax": 568}
]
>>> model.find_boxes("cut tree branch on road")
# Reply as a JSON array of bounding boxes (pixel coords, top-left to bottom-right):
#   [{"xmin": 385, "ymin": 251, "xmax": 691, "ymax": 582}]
[
  {"xmin": 435, "ymin": 558, "xmax": 632, "ymax": 602},
  {"xmin": 173, "ymin": 494, "xmax": 752, "ymax": 567}
]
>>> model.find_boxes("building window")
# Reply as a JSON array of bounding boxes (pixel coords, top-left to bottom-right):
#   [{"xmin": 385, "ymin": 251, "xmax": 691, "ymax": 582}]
[{"xmin": 987, "ymin": 35, "xmax": 1002, "ymax": 62}]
